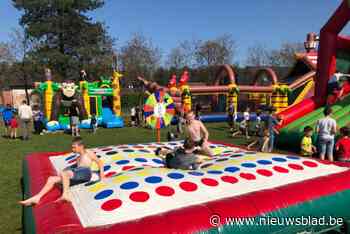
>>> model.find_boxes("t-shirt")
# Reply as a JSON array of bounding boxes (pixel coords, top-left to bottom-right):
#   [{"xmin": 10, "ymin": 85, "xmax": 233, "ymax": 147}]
[
  {"xmin": 301, "ymin": 136, "xmax": 313, "ymax": 156},
  {"xmin": 18, "ymin": 104, "xmax": 33, "ymax": 120},
  {"xmin": 10, "ymin": 118, "xmax": 18, "ymax": 128},
  {"xmin": 336, "ymin": 137, "xmax": 350, "ymax": 159},
  {"xmin": 2, "ymin": 108, "xmax": 13, "ymax": 122},
  {"xmin": 243, "ymin": 112, "xmax": 250, "ymax": 121},
  {"xmin": 316, "ymin": 117, "xmax": 337, "ymax": 141},
  {"xmin": 130, "ymin": 107, "xmax": 136, "ymax": 116}
]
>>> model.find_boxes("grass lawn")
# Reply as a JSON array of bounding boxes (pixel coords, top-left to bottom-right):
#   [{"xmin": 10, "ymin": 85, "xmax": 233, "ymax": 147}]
[{"xmin": 0, "ymin": 122, "xmax": 271, "ymax": 233}]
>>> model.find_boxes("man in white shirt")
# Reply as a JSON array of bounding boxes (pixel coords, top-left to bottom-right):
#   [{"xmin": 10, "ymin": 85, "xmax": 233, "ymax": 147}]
[{"xmin": 18, "ymin": 100, "xmax": 33, "ymax": 140}]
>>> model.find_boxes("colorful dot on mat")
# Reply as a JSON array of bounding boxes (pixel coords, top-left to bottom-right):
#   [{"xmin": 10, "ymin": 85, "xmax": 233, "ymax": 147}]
[
  {"xmin": 230, "ymin": 154, "xmax": 244, "ymax": 158},
  {"xmin": 167, "ymin": 172, "xmax": 185, "ymax": 179},
  {"xmin": 273, "ymin": 166, "xmax": 289, "ymax": 173},
  {"xmin": 272, "ymin": 157, "xmax": 288, "ymax": 162},
  {"xmin": 133, "ymin": 146, "xmax": 144, "ymax": 149},
  {"xmin": 129, "ymin": 191, "xmax": 150, "ymax": 202},
  {"xmin": 224, "ymin": 166, "xmax": 240, "ymax": 173},
  {"xmin": 169, "ymin": 143, "xmax": 178, "ymax": 145},
  {"xmin": 88, "ymin": 182, "xmax": 107, "ymax": 193},
  {"xmin": 135, "ymin": 158, "xmax": 148, "ymax": 163},
  {"xmin": 152, "ymin": 158, "xmax": 164, "ymax": 164},
  {"xmin": 106, "ymin": 151, "xmax": 118, "ymax": 155},
  {"xmin": 136, "ymin": 170, "xmax": 151, "ymax": 177},
  {"xmin": 188, "ymin": 171, "xmax": 204, "ymax": 176},
  {"xmin": 216, "ymin": 158, "xmax": 229, "ymax": 162},
  {"xmin": 101, "ymin": 199, "xmax": 122, "ymax": 211},
  {"xmin": 111, "ymin": 155, "xmax": 123, "ymax": 161},
  {"xmin": 256, "ymin": 169, "xmax": 273, "ymax": 177},
  {"xmin": 120, "ymin": 181, "xmax": 139, "ymax": 190},
  {"xmin": 94, "ymin": 189, "xmax": 113, "ymax": 200},
  {"xmin": 257, "ymin": 160, "xmax": 272, "ymax": 165},
  {"xmin": 208, "ymin": 165, "xmax": 225, "ymax": 170},
  {"xmin": 102, "ymin": 148, "xmax": 113, "ymax": 152},
  {"xmin": 287, "ymin": 156, "xmax": 300, "ymax": 160},
  {"xmin": 221, "ymin": 175, "xmax": 238, "ymax": 184},
  {"xmin": 241, "ymin": 163, "xmax": 257, "ymax": 168},
  {"xmin": 112, "ymin": 175, "xmax": 131, "ymax": 183},
  {"xmin": 122, "ymin": 166, "xmax": 135, "ymax": 171},
  {"xmin": 105, "ymin": 171, "xmax": 117, "ymax": 177},
  {"xmin": 85, "ymin": 180, "xmax": 99, "ymax": 187},
  {"xmin": 123, "ymin": 149, "xmax": 135, "ymax": 153},
  {"xmin": 288, "ymin": 163, "xmax": 304, "ymax": 170},
  {"xmin": 65, "ymin": 155, "xmax": 77, "ymax": 161},
  {"xmin": 116, "ymin": 160, "xmax": 130, "ymax": 165},
  {"xmin": 201, "ymin": 178, "xmax": 219, "ymax": 186},
  {"xmin": 318, "ymin": 160, "xmax": 332, "ymax": 165},
  {"xmin": 302, "ymin": 161, "xmax": 318, "ymax": 168},
  {"xmin": 210, "ymin": 145, "xmax": 217, "ymax": 149},
  {"xmin": 207, "ymin": 170, "xmax": 223, "ymax": 175},
  {"xmin": 239, "ymin": 173, "xmax": 256, "ymax": 180},
  {"xmin": 201, "ymin": 163, "xmax": 213, "ymax": 169},
  {"xmin": 179, "ymin": 181, "xmax": 198, "ymax": 192},
  {"xmin": 97, "ymin": 155, "xmax": 102, "ymax": 158},
  {"xmin": 139, "ymin": 149, "xmax": 151, "ymax": 153},
  {"xmin": 104, "ymin": 165, "xmax": 111, "ymax": 171},
  {"xmin": 145, "ymin": 176, "xmax": 163, "ymax": 184},
  {"xmin": 155, "ymin": 186, "xmax": 175, "ymax": 196},
  {"xmin": 129, "ymin": 167, "xmax": 144, "ymax": 172}
]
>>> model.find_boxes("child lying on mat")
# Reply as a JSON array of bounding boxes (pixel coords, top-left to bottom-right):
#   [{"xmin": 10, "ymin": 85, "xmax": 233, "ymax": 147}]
[{"xmin": 155, "ymin": 138, "xmax": 205, "ymax": 170}]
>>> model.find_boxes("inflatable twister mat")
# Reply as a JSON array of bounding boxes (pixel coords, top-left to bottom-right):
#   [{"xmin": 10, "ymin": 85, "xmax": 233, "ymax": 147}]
[{"xmin": 23, "ymin": 141, "xmax": 350, "ymax": 234}]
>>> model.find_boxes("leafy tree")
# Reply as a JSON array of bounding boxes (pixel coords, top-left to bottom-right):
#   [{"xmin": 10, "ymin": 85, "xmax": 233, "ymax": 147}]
[{"xmin": 12, "ymin": 0, "xmax": 114, "ymax": 80}]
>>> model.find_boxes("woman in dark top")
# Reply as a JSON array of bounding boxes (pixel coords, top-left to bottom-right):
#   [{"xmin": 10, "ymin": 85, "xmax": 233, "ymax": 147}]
[{"xmin": 69, "ymin": 101, "xmax": 80, "ymax": 137}]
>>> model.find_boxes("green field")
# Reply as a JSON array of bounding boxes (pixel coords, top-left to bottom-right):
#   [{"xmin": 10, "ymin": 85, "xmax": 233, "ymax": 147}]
[{"xmin": 0, "ymin": 122, "xmax": 254, "ymax": 233}]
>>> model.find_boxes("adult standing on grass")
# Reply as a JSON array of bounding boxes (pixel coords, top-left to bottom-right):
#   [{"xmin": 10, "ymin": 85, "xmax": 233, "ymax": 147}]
[
  {"xmin": 266, "ymin": 107, "xmax": 283, "ymax": 153},
  {"xmin": 19, "ymin": 137, "xmax": 105, "ymax": 205},
  {"xmin": 1, "ymin": 104, "xmax": 13, "ymax": 138},
  {"xmin": 69, "ymin": 101, "xmax": 80, "ymax": 137},
  {"xmin": 185, "ymin": 111, "xmax": 214, "ymax": 157},
  {"xmin": 316, "ymin": 106, "xmax": 337, "ymax": 161},
  {"xmin": 18, "ymin": 100, "xmax": 33, "ymax": 140}
]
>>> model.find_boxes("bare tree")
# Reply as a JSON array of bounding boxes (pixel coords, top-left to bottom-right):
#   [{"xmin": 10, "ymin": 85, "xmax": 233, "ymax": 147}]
[
  {"xmin": 120, "ymin": 32, "xmax": 161, "ymax": 84},
  {"xmin": 0, "ymin": 42, "xmax": 15, "ymax": 64},
  {"xmin": 166, "ymin": 39, "xmax": 197, "ymax": 69},
  {"xmin": 246, "ymin": 43, "xmax": 270, "ymax": 67},
  {"xmin": 268, "ymin": 42, "xmax": 304, "ymax": 67},
  {"xmin": 195, "ymin": 34, "xmax": 236, "ymax": 68}
]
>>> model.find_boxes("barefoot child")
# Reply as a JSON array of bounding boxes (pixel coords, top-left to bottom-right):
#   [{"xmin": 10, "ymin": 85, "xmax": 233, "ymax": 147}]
[
  {"xmin": 155, "ymin": 138, "xmax": 203, "ymax": 170},
  {"xmin": 335, "ymin": 127, "xmax": 350, "ymax": 162},
  {"xmin": 19, "ymin": 137, "xmax": 104, "ymax": 206},
  {"xmin": 300, "ymin": 126, "xmax": 317, "ymax": 157}
]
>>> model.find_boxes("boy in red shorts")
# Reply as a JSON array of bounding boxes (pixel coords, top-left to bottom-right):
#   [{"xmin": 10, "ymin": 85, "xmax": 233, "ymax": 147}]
[
  {"xmin": 10, "ymin": 114, "xmax": 19, "ymax": 139},
  {"xmin": 335, "ymin": 127, "xmax": 350, "ymax": 162}
]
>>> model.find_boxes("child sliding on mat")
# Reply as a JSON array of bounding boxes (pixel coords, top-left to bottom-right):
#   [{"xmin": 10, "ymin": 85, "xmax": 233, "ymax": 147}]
[{"xmin": 155, "ymin": 138, "xmax": 204, "ymax": 170}]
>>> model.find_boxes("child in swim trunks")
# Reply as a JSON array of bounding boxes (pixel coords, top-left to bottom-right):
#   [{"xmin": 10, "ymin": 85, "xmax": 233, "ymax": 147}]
[{"xmin": 155, "ymin": 138, "xmax": 202, "ymax": 170}]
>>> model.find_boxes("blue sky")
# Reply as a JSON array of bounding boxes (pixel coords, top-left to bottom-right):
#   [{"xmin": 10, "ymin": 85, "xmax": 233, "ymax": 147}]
[{"xmin": 1, "ymin": 0, "xmax": 349, "ymax": 64}]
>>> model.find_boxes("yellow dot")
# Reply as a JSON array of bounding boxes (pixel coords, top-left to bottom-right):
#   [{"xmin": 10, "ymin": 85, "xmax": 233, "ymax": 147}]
[
  {"xmin": 213, "ymin": 148, "xmax": 223, "ymax": 155},
  {"xmin": 136, "ymin": 170, "xmax": 151, "ymax": 177},
  {"xmin": 207, "ymin": 164, "xmax": 224, "ymax": 170},
  {"xmin": 112, "ymin": 175, "xmax": 131, "ymax": 183},
  {"xmin": 111, "ymin": 154, "xmax": 123, "ymax": 161},
  {"xmin": 88, "ymin": 182, "xmax": 106, "ymax": 193},
  {"xmin": 241, "ymin": 155, "xmax": 257, "ymax": 161}
]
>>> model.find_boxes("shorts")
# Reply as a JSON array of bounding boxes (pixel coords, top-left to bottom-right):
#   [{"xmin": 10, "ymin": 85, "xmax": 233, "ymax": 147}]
[
  {"xmin": 65, "ymin": 166, "xmax": 92, "ymax": 186},
  {"xmin": 165, "ymin": 153, "xmax": 198, "ymax": 170},
  {"xmin": 70, "ymin": 116, "xmax": 80, "ymax": 126}
]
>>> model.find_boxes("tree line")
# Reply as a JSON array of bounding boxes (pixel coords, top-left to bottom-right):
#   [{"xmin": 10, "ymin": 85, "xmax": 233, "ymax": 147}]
[{"xmin": 0, "ymin": 0, "xmax": 305, "ymax": 90}]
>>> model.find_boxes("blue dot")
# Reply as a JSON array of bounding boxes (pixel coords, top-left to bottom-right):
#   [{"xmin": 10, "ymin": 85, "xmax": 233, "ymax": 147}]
[
  {"xmin": 104, "ymin": 165, "xmax": 111, "ymax": 171},
  {"xmin": 207, "ymin": 170, "xmax": 223, "ymax": 175},
  {"xmin": 116, "ymin": 160, "xmax": 130, "ymax": 165},
  {"xmin": 188, "ymin": 171, "xmax": 204, "ymax": 176},
  {"xmin": 152, "ymin": 158, "xmax": 164, "ymax": 164},
  {"xmin": 241, "ymin": 163, "xmax": 256, "ymax": 168},
  {"xmin": 272, "ymin": 157, "xmax": 287, "ymax": 162},
  {"xmin": 129, "ymin": 167, "xmax": 144, "ymax": 171},
  {"xmin": 230, "ymin": 154, "xmax": 244, "ymax": 158},
  {"xmin": 120, "ymin": 181, "xmax": 139, "ymax": 190},
  {"xmin": 224, "ymin": 166, "xmax": 240, "ymax": 173},
  {"xmin": 135, "ymin": 158, "xmax": 148, "ymax": 163},
  {"xmin": 145, "ymin": 176, "xmax": 162, "ymax": 184},
  {"xmin": 257, "ymin": 160, "xmax": 272, "ymax": 165},
  {"xmin": 106, "ymin": 151, "xmax": 118, "ymax": 155},
  {"xmin": 123, "ymin": 149, "xmax": 134, "ymax": 153},
  {"xmin": 139, "ymin": 149, "xmax": 150, "ymax": 153},
  {"xmin": 65, "ymin": 155, "xmax": 77, "ymax": 161},
  {"xmin": 94, "ymin": 189, "xmax": 113, "ymax": 200},
  {"xmin": 216, "ymin": 158, "xmax": 229, "ymax": 162},
  {"xmin": 210, "ymin": 145, "xmax": 217, "ymax": 148},
  {"xmin": 287, "ymin": 156, "xmax": 300, "ymax": 160},
  {"xmin": 167, "ymin": 172, "xmax": 185, "ymax": 179}
]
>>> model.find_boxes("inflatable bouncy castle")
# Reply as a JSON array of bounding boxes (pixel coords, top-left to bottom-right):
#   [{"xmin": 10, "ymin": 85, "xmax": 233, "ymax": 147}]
[{"xmin": 30, "ymin": 69, "xmax": 124, "ymax": 131}]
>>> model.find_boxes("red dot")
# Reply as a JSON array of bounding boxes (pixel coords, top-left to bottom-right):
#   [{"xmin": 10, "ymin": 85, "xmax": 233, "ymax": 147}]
[
  {"xmin": 133, "ymin": 146, "xmax": 144, "ymax": 149},
  {"xmin": 201, "ymin": 178, "xmax": 219, "ymax": 187},
  {"xmin": 105, "ymin": 171, "xmax": 117, "ymax": 177},
  {"xmin": 122, "ymin": 166, "xmax": 135, "ymax": 171},
  {"xmin": 179, "ymin": 181, "xmax": 198, "ymax": 192},
  {"xmin": 288, "ymin": 163, "xmax": 304, "ymax": 170},
  {"xmin": 256, "ymin": 169, "xmax": 273, "ymax": 177},
  {"xmin": 101, "ymin": 199, "xmax": 122, "ymax": 211},
  {"xmin": 318, "ymin": 160, "xmax": 332, "ymax": 165},
  {"xmin": 155, "ymin": 186, "xmax": 175, "ymax": 196},
  {"xmin": 221, "ymin": 176, "xmax": 238, "ymax": 184},
  {"xmin": 102, "ymin": 148, "xmax": 113, "ymax": 151},
  {"xmin": 302, "ymin": 161, "xmax": 318, "ymax": 168},
  {"xmin": 273, "ymin": 166, "xmax": 289, "ymax": 173},
  {"xmin": 129, "ymin": 191, "xmax": 150, "ymax": 202},
  {"xmin": 239, "ymin": 173, "xmax": 256, "ymax": 180}
]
